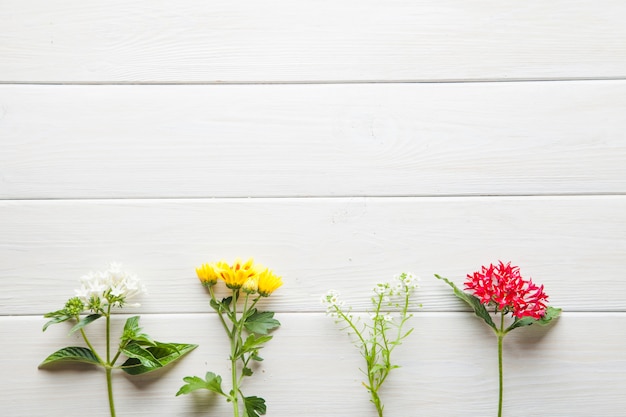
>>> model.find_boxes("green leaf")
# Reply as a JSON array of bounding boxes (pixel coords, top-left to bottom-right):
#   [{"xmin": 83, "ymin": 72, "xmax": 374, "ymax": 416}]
[
  {"xmin": 39, "ymin": 346, "xmax": 102, "ymax": 368},
  {"xmin": 43, "ymin": 308, "xmax": 67, "ymax": 318},
  {"xmin": 242, "ymin": 367, "xmax": 253, "ymax": 377},
  {"xmin": 120, "ymin": 316, "xmax": 157, "ymax": 346},
  {"xmin": 244, "ymin": 310, "xmax": 281, "ymax": 335},
  {"xmin": 243, "ymin": 396, "xmax": 267, "ymax": 417},
  {"xmin": 435, "ymin": 274, "xmax": 497, "ymax": 330},
  {"xmin": 124, "ymin": 315, "xmax": 141, "ymax": 332},
  {"xmin": 68, "ymin": 314, "xmax": 102, "ymax": 335},
  {"xmin": 121, "ymin": 342, "xmax": 198, "ymax": 375},
  {"xmin": 210, "ymin": 296, "xmax": 233, "ymax": 313},
  {"xmin": 241, "ymin": 334, "xmax": 273, "ymax": 355},
  {"xmin": 42, "ymin": 314, "xmax": 72, "ymax": 332},
  {"xmin": 176, "ymin": 371, "xmax": 225, "ymax": 396},
  {"xmin": 121, "ymin": 315, "xmax": 141, "ymax": 341},
  {"xmin": 537, "ymin": 306, "xmax": 562, "ymax": 325},
  {"xmin": 506, "ymin": 306, "xmax": 562, "ymax": 332},
  {"xmin": 121, "ymin": 342, "xmax": 163, "ymax": 370}
]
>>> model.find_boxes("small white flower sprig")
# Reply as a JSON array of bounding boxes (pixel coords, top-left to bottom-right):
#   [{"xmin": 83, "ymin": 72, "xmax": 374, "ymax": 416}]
[
  {"xmin": 322, "ymin": 272, "xmax": 420, "ymax": 417},
  {"xmin": 39, "ymin": 263, "xmax": 198, "ymax": 417}
]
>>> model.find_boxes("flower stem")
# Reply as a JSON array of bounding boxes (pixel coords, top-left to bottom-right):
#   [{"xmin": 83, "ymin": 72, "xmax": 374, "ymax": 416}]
[
  {"xmin": 106, "ymin": 366, "xmax": 116, "ymax": 417},
  {"xmin": 497, "ymin": 313, "xmax": 505, "ymax": 417},
  {"xmin": 372, "ymin": 390, "xmax": 384, "ymax": 417},
  {"xmin": 231, "ymin": 289, "xmax": 240, "ymax": 417},
  {"xmin": 104, "ymin": 306, "xmax": 117, "ymax": 417}
]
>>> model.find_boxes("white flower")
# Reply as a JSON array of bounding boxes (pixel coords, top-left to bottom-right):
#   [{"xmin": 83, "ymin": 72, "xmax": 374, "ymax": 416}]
[
  {"xmin": 373, "ymin": 283, "xmax": 387, "ymax": 295},
  {"xmin": 322, "ymin": 290, "xmax": 346, "ymax": 315},
  {"xmin": 74, "ymin": 263, "xmax": 146, "ymax": 309},
  {"xmin": 394, "ymin": 272, "xmax": 420, "ymax": 290}
]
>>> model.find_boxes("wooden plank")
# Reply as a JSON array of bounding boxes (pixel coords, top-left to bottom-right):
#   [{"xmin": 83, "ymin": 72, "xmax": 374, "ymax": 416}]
[
  {"xmin": 2, "ymin": 81, "xmax": 626, "ymax": 199},
  {"xmin": 1, "ymin": 0, "xmax": 626, "ymax": 82},
  {"xmin": 1, "ymin": 196, "xmax": 625, "ymax": 315},
  {"xmin": 2, "ymin": 312, "xmax": 624, "ymax": 416}
]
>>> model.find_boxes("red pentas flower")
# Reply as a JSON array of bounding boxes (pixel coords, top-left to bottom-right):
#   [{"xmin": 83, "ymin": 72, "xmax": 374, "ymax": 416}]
[{"xmin": 465, "ymin": 261, "xmax": 549, "ymax": 319}]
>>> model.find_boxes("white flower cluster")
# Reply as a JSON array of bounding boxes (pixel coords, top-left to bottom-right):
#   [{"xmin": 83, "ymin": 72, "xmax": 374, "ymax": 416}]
[
  {"xmin": 373, "ymin": 272, "xmax": 419, "ymax": 298},
  {"xmin": 370, "ymin": 312, "xmax": 393, "ymax": 322},
  {"xmin": 321, "ymin": 289, "xmax": 345, "ymax": 316},
  {"xmin": 392, "ymin": 272, "xmax": 419, "ymax": 293},
  {"xmin": 75, "ymin": 262, "xmax": 146, "ymax": 309}
]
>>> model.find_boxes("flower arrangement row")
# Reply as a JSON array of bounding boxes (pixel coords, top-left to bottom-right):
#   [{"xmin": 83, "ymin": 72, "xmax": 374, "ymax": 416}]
[{"xmin": 40, "ymin": 259, "xmax": 560, "ymax": 417}]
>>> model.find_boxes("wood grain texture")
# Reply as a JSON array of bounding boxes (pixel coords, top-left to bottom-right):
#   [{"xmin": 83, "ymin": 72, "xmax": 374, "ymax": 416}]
[
  {"xmin": 1, "ymin": 312, "xmax": 623, "ymax": 417},
  {"xmin": 1, "ymin": 196, "xmax": 624, "ymax": 315},
  {"xmin": 2, "ymin": 81, "xmax": 626, "ymax": 199},
  {"xmin": 1, "ymin": 0, "xmax": 626, "ymax": 82}
]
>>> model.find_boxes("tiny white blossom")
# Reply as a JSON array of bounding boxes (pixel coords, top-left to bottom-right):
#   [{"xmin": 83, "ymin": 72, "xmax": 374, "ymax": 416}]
[
  {"xmin": 322, "ymin": 290, "xmax": 345, "ymax": 314},
  {"xmin": 373, "ymin": 283, "xmax": 387, "ymax": 295}
]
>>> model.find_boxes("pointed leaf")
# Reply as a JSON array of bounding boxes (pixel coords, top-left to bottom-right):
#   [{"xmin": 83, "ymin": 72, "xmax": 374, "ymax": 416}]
[
  {"xmin": 120, "ymin": 316, "xmax": 156, "ymax": 346},
  {"xmin": 537, "ymin": 306, "xmax": 562, "ymax": 325},
  {"xmin": 124, "ymin": 316, "xmax": 141, "ymax": 333},
  {"xmin": 44, "ymin": 308, "xmax": 67, "ymax": 318},
  {"xmin": 435, "ymin": 274, "xmax": 496, "ymax": 330},
  {"xmin": 242, "ymin": 334, "xmax": 273, "ymax": 353},
  {"xmin": 69, "ymin": 314, "xmax": 102, "ymax": 335},
  {"xmin": 243, "ymin": 396, "xmax": 267, "ymax": 417},
  {"xmin": 121, "ymin": 342, "xmax": 198, "ymax": 375},
  {"xmin": 121, "ymin": 342, "xmax": 162, "ymax": 369},
  {"xmin": 244, "ymin": 310, "xmax": 281, "ymax": 335},
  {"xmin": 176, "ymin": 371, "xmax": 225, "ymax": 396},
  {"xmin": 39, "ymin": 346, "xmax": 102, "ymax": 368},
  {"xmin": 506, "ymin": 306, "xmax": 562, "ymax": 332},
  {"xmin": 42, "ymin": 314, "xmax": 72, "ymax": 332}
]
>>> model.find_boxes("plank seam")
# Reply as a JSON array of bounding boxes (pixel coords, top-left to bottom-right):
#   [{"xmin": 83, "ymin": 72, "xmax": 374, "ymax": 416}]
[
  {"xmin": 2, "ymin": 76, "xmax": 626, "ymax": 86},
  {"xmin": 2, "ymin": 193, "xmax": 626, "ymax": 202}
]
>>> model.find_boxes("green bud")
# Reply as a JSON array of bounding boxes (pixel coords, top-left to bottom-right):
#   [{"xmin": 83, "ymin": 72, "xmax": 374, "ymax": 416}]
[{"xmin": 64, "ymin": 297, "xmax": 85, "ymax": 316}]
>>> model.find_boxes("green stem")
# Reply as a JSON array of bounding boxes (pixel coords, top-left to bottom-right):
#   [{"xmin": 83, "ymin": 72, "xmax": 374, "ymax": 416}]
[
  {"xmin": 106, "ymin": 305, "xmax": 112, "ymax": 362},
  {"xmin": 497, "ymin": 313, "xmax": 505, "ymax": 417},
  {"xmin": 79, "ymin": 328, "xmax": 104, "ymax": 364},
  {"xmin": 105, "ymin": 305, "xmax": 116, "ymax": 417},
  {"xmin": 209, "ymin": 286, "xmax": 232, "ymax": 336},
  {"xmin": 106, "ymin": 366, "xmax": 116, "ymax": 417},
  {"xmin": 231, "ymin": 289, "xmax": 240, "ymax": 417},
  {"xmin": 372, "ymin": 389, "xmax": 384, "ymax": 417}
]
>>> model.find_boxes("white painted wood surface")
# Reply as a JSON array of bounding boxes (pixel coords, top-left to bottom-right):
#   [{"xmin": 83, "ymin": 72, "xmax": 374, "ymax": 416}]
[
  {"xmin": 3, "ymin": 313, "xmax": 625, "ymax": 416},
  {"xmin": 1, "ymin": 0, "xmax": 626, "ymax": 82},
  {"xmin": 1, "ymin": 196, "xmax": 625, "ymax": 315},
  {"xmin": 2, "ymin": 81, "xmax": 626, "ymax": 199},
  {"xmin": 1, "ymin": 1, "xmax": 625, "ymax": 416}
]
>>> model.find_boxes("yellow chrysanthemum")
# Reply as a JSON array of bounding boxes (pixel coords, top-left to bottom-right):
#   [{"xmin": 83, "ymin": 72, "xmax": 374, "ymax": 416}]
[
  {"xmin": 242, "ymin": 277, "xmax": 259, "ymax": 294},
  {"xmin": 196, "ymin": 262, "xmax": 225, "ymax": 287},
  {"xmin": 219, "ymin": 258, "xmax": 259, "ymax": 290},
  {"xmin": 257, "ymin": 268, "xmax": 283, "ymax": 297}
]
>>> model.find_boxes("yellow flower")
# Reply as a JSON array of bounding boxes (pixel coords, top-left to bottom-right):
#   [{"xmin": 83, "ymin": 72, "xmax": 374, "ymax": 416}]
[
  {"xmin": 257, "ymin": 268, "xmax": 283, "ymax": 297},
  {"xmin": 242, "ymin": 277, "xmax": 259, "ymax": 294},
  {"xmin": 196, "ymin": 262, "xmax": 225, "ymax": 287},
  {"xmin": 219, "ymin": 258, "xmax": 258, "ymax": 290}
]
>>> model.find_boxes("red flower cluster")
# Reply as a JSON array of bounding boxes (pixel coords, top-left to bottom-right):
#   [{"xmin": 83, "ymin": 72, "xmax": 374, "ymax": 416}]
[{"xmin": 465, "ymin": 261, "xmax": 549, "ymax": 319}]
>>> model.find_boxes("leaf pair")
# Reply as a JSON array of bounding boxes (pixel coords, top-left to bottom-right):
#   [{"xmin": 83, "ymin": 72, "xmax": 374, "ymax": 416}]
[
  {"xmin": 120, "ymin": 342, "xmax": 197, "ymax": 375},
  {"xmin": 177, "ymin": 374, "xmax": 267, "ymax": 417},
  {"xmin": 39, "ymin": 315, "xmax": 197, "ymax": 375}
]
